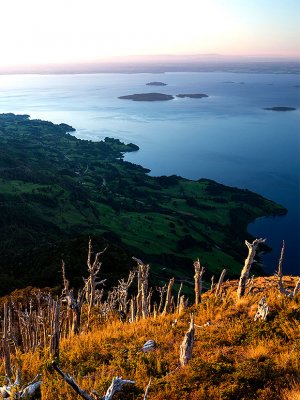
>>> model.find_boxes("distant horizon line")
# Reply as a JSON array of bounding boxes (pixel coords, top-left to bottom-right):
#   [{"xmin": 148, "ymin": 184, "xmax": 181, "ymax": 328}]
[
  {"xmin": 1, "ymin": 53, "xmax": 300, "ymax": 69},
  {"xmin": 0, "ymin": 54, "xmax": 299, "ymax": 75}
]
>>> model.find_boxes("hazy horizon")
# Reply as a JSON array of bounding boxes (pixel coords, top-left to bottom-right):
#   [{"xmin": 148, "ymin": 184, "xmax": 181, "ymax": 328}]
[
  {"xmin": 1, "ymin": 54, "xmax": 299, "ymax": 75},
  {"xmin": 3, "ymin": 52, "xmax": 300, "ymax": 66}
]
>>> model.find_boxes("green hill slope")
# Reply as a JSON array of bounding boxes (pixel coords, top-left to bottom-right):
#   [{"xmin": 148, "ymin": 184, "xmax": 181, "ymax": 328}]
[{"xmin": 0, "ymin": 113, "xmax": 286, "ymax": 293}]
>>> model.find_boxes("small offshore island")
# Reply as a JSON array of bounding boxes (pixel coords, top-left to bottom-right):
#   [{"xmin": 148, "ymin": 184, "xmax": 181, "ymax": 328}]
[
  {"xmin": 146, "ymin": 81, "xmax": 167, "ymax": 86},
  {"xmin": 118, "ymin": 93, "xmax": 174, "ymax": 101},
  {"xmin": 0, "ymin": 113, "xmax": 287, "ymax": 292},
  {"xmin": 263, "ymin": 106, "xmax": 297, "ymax": 111},
  {"xmin": 176, "ymin": 93, "xmax": 209, "ymax": 98},
  {"xmin": 118, "ymin": 93, "xmax": 210, "ymax": 102}
]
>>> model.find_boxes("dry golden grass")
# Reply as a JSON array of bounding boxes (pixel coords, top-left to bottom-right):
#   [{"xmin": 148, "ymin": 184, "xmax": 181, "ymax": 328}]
[
  {"xmin": 1, "ymin": 277, "xmax": 300, "ymax": 399},
  {"xmin": 243, "ymin": 341, "xmax": 272, "ymax": 360},
  {"xmin": 282, "ymin": 383, "xmax": 300, "ymax": 400}
]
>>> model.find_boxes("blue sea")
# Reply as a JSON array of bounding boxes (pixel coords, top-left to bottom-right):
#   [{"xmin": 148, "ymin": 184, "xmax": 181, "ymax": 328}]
[{"xmin": 0, "ymin": 71, "xmax": 299, "ymax": 275}]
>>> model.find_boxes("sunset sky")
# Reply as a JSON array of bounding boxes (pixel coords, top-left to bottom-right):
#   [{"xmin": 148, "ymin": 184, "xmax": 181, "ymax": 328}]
[{"xmin": 1, "ymin": 0, "xmax": 299, "ymax": 65}]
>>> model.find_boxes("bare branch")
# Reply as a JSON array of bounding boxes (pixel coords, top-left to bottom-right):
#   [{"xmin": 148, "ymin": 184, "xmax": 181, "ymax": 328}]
[
  {"xmin": 143, "ymin": 377, "xmax": 152, "ymax": 400},
  {"xmin": 176, "ymin": 282, "xmax": 183, "ymax": 313},
  {"xmin": 276, "ymin": 241, "xmax": 300, "ymax": 298},
  {"xmin": 180, "ymin": 314, "xmax": 195, "ymax": 366},
  {"xmin": 215, "ymin": 269, "xmax": 226, "ymax": 297},
  {"xmin": 50, "ymin": 299, "xmax": 60, "ymax": 361},
  {"xmin": 103, "ymin": 377, "xmax": 135, "ymax": 400},
  {"xmin": 254, "ymin": 297, "xmax": 269, "ymax": 321},
  {"xmin": 194, "ymin": 259, "xmax": 205, "ymax": 305},
  {"xmin": 237, "ymin": 238, "xmax": 266, "ymax": 299},
  {"xmin": 293, "ymin": 277, "xmax": 300, "ymax": 298},
  {"xmin": 85, "ymin": 239, "xmax": 107, "ymax": 328},
  {"xmin": 163, "ymin": 277, "xmax": 175, "ymax": 315},
  {"xmin": 52, "ymin": 361, "xmax": 94, "ymax": 400},
  {"xmin": 157, "ymin": 284, "xmax": 166, "ymax": 315},
  {"xmin": 133, "ymin": 258, "xmax": 150, "ymax": 319},
  {"xmin": 2, "ymin": 303, "xmax": 12, "ymax": 379}
]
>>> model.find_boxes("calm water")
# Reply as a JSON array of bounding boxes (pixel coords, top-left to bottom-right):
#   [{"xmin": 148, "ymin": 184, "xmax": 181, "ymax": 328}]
[{"xmin": 0, "ymin": 72, "xmax": 299, "ymax": 274}]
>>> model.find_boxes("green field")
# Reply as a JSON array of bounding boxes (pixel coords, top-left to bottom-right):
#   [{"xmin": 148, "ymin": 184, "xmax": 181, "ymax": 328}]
[{"xmin": 0, "ymin": 113, "xmax": 286, "ymax": 293}]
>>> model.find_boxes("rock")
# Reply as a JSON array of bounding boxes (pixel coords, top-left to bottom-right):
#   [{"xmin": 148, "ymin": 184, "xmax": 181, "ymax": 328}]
[{"xmin": 141, "ymin": 340, "xmax": 156, "ymax": 352}]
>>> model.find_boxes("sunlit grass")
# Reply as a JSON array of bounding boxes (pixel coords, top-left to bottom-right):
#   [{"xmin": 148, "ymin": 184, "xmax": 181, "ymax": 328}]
[{"xmin": 1, "ymin": 277, "xmax": 299, "ymax": 399}]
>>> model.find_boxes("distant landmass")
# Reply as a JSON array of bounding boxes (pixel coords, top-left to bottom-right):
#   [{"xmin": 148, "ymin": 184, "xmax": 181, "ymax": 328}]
[
  {"xmin": 263, "ymin": 106, "xmax": 297, "ymax": 111},
  {"xmin": 146, "ymin": 82, "xmax": 167, "ymax": 86},
  {"xmin": 176, "ymin": 93, "xmax": 209, "ymax": 99},
  {"xmin": 1, "ymin": 55, "xmax": 299, "ymax": 75},
  {"xmin": 223, "ymin": 81, "xmax": 245, "ymax": 84},
  {"xmin": 118, "ymin": 93, "xmax": 174, "ymax": 101}
]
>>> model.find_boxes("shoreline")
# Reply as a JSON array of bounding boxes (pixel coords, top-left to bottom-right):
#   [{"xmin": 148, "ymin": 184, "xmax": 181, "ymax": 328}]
[{"xmin": 0, "ymin": 113, "xmax": 288, "ymax": 293}]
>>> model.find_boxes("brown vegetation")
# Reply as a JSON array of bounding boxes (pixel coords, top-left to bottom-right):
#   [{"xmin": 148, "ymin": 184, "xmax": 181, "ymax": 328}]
[{"xmin": 0, "ymin": 239, "xmax": 299, "ymax": 399}]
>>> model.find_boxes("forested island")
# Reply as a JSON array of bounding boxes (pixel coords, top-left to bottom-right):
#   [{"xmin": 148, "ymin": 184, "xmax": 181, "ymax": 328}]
[
  {"xmin": 263, "ymin": 106, "xmax": 296, "ymax": 111},
  {"xmin": 146, "ymin": 81, "xmax": 167, "ymax": 86},
  {"xmin": 176, "ymin": 93, "xmax": 209, "ymax": 98},
  {"xmin": 118, "ymin": 93, "xmax": 174, "ymax": 101},
  {"xmin": 0, "ymin": 113, "xmax": 286, "ymax": 293}
]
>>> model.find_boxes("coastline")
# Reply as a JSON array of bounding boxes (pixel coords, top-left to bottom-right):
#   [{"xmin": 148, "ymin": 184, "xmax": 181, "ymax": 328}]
[
  {"xmin": 0, "ymin": 71, "xmax": 298, "ymax": 276},
  {"xmin": 0, "ymin": 113, "xmax": 288, "ymax": 293}
]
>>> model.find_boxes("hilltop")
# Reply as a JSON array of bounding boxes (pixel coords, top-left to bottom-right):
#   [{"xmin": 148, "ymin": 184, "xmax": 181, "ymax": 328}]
[
  {"xmin": 0, "ymin": 271, "xmax": 299, "ymax": 400},
  {"xmin": 0, "ymin": 233, "xmax": 298, "ymax": 399}
]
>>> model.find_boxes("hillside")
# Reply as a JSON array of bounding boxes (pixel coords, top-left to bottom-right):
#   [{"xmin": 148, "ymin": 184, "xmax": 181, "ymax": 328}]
[
  {"xmin": 0, "ymin": 113, "xmax": 286, "ymax": 293},
  {"xmin": 0, "ymin": 237, "xmax": 299, "ymax": 399},
  {"xmin": 0, "ymin": 272, "xmax": 299, "ymax": 400}
]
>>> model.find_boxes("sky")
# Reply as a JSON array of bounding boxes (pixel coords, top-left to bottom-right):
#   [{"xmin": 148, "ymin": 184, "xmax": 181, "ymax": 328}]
[{"xmin": 0, "ymin": 0, "xmax": 299, "ymax": 66}]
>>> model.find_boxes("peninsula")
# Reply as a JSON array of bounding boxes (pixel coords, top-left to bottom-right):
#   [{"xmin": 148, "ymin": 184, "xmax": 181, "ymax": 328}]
[
  {"xmin": 118, "ymin": 93, "xmax": 174, "ymax": 101},
  {"xmin": 0, "ymin": 113, "xmax": 286, "ymax": 293}
]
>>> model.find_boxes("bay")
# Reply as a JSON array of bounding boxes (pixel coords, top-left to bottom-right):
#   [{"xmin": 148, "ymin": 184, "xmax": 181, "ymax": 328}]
[{"xmin": 0, "ymin": 71, "xmax": 299, "ymax": 274}]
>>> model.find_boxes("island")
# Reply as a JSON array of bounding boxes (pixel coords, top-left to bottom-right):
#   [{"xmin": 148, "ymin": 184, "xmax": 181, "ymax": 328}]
[
  {"xmin": 223, "ymin": 81, "xmax": 245, "ymax": 85},
  {"xmin": 263, "ymin": 106, "xmax": 297, "ymax": 111},
  {"xmin": 0, "ymin": 113, "xmax": 287, "ymax": 293},
  {"xmin": 118, "ymin": 93, "xmax": 174, "ymax": 101},
  {"xmin": 176, "ymin": 93, "xmax": 209, "ymax": 99},
  {"xmin": 146, "ymin": 82, "xmax": 167, "ymax": 86}
]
